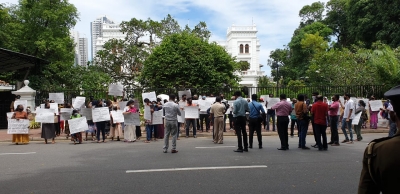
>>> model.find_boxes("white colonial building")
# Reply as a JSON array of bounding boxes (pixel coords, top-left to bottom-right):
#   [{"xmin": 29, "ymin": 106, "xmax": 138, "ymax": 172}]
[{"xmin": 218, "ymin": 24, "xmax": 264, "ymax": 87}]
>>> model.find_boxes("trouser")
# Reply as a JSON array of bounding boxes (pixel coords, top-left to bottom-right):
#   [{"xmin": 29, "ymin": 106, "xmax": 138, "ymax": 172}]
[
  {"xmin": 54, "ymin": 123, "xmax": 60, "ymax": 136},
  {"xmin": 277, "ymin": 116, "xmax": 289, "ymax": 149},
  {"xmin": 341, "ymin": 118, "xmax": 353, "ymax": 141},
  {"xmin": 136, "ymin": 126, "xmax": 141, "ymax": 137},
  {"xmin": 234, "ymin": 116, "xmax": 248, "ymax": 150},
  {"xmin": 176, "ymin": 122, "xmax": 182, "ymax": 138},
  {"xmin": 164, "ymin": 120, "xmax": 178, "ymax": 151},
  {"xmin": 199, "ymin": 114, "xmax": 210, "ymax": 131},
  {"xmin": 96, "ymin": 121, "xmax": 106, "ymax": 141},
  {"xmin": 329, "ymin": 116, "xmax": 339, "ymax": 144},
  {"xmin": 248, "ymin": 118, "xmax": 262, "ymax": 147},
  {"xmin": 213, "ymin": 117, "xmax": 224, "ymax": 143},
  {"xmin": 314, "ymin": 124, "xmax": 327, "ymax": 150},
  {"xmin": 146, "ymin": 125, "xmax": 155, "ymax": 141},
  {"xmin": 124, "ymin": 125, "xmax": 136, "ymax": 141},
  {"xmin": 298, "ymin": 119, "xmax": 309, "ymax": 148},
  {"xmin": 311, "ymin": 117, "xmax": 317, "ymax": 144},
  {"xmin": 354, "ymin": 118, "xmax": 364, "ymax": 140},
  {"xmin": 223, "ymin": 115, "xmax": 227, "ymax": 132},
  {"xmin": 389, "ymin": 119, "xmax": 398, "ymax": 137},
  {"xmin": 266, "ymin": 114, "xmax": 276, "ymax": 131},
  {"xmin": 185, "ymin": 119, "xmax": 197, "ymax": 136},
  {"xmin": 290, "ymin": 119, "xmax": 298, "ymax": 136},
  {"xmin": 228, "ymin": 114, "xmax": 234, "ymax": 129}
]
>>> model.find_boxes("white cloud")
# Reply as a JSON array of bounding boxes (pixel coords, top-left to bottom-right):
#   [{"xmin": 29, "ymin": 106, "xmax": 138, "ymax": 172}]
[{"xmin": 3, "ymin": 0, "xmax": 329, "ymax": 76}]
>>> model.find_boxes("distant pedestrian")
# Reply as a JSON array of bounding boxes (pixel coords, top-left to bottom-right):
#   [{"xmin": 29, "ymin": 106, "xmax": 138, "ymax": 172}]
[
  {"xmin": 340, "ymin": 93, "xmax": 355, "ymax": 144},
  {"xmin": 42, "ymin": 102, "xmax": 56, "ymax": 144},
  {"xmin": 163, "ymin": 94, "xmax": 181, "ymax": 153},
  {"xmin": 311, "ymin": 95, "xmax": 329, "ymax": 151},
  {"xmin": 271, "ymin": 94, "xmax": 292, "ymax": 150},
  {"xmin": 248, "ymin": 94, "xmax": 265, "ymax": 149},
  {"xmin": 290, "ymin": 98, "xmax": 298, "ymax": 138},
  {"xmin": 11, "ymin": 104, "xmax": 29, "ymax": 145},
  {"xmin": 233, "ymin": 91, "xmax": 250, "ymax": 153},
  {"xmin": 295, "ymin": 94, "xmax": 310, "ymax": 149},
  {"xmin": 328, "ymin": 95, "xmax": 340, "ymax": 146},
  {"xmin": 123, "ymin": 100, "xmax": 137, "ymax": 142},
  {"xmin": 210, "ymin": 97, "xmax": 226, "ymax": 144}
]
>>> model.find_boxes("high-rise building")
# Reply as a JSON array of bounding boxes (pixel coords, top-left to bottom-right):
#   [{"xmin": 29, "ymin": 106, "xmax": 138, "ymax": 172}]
[
  {"xmin": 90, "ymin": 15, "xmax": 115, "ymax": 59},
  {"xmin": 70, "ymin": 30, "xmax": 88, "ymax": 66},
  {"xmin": 218, "ymin": 24, "xmax": 264, "ymax": 87},
  {"xmin": 79, "ymin": 37, "xmax": 88, "ymax": 66},
  {"xmin": 94, "ymin": 23, "xmax": 125, "ymax": 57}
]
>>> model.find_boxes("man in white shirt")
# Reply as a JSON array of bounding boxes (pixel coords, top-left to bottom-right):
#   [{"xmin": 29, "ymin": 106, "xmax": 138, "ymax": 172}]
[{"xmin": 340, "ymin": 93, "xmax": 355, "ymax": 143}]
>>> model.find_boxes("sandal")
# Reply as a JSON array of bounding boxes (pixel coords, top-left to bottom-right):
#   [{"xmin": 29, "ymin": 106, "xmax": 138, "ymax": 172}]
[{"xmin": 144, "ymin": 140, "xmax": 150, "ymax": 143}]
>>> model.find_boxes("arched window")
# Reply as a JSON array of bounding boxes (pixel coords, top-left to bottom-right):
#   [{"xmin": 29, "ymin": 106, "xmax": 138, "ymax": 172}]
[
  {"xmin": 239, "ymin": 44, "xmax": 243, "ymax": 53},
  {"xmin": 245, "ymin": 44, "xmax": 249, "ymax": 53}
]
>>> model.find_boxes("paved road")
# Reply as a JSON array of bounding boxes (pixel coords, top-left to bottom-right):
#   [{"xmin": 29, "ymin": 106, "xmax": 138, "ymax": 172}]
[{"xmin": 0, "ymin": 133, "xmax": 387, "ymax": 194}]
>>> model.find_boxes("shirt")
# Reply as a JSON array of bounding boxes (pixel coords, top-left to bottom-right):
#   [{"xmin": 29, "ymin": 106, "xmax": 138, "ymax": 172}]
[
  {"xmin": 329, "ymin": 101, "xmax": 339, "ymax": 116},
  {"xmin": 343, "ymin": 99, "xmax": 356, "ymax": 119},
  {"xmin": 233, "ymin": 97, "xmax": 249, "ymax": 117},
  {"xmin": 248, "ymin": 101, "xmax": 265, "ymax": 119},
  {"xmin": 290, "ymin": 103, "xmax": 297, "ymax": 120},
  {"xmin": 271, "ymin": 99, "xmax": 292, "ymax": 116},
  {"xmin": 210, "ymin": 103, "xmax": 225, "ymax": 117},
  {"xmin": 311, "ymin": 101, "xmax": 329, "ymax": 126},
  {"xmin": 163, "ymin": 101, "xmax": 181, "ymax": 121},
  {"xmin": 295, "ymin": 101, "xmax": 308, "ymax": 120}
]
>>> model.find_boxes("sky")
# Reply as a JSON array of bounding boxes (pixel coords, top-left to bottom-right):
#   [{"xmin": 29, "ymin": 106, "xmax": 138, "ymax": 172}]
[{"xmin": 2, "ymin": 0, "xmax": 329, "ymax": 76}]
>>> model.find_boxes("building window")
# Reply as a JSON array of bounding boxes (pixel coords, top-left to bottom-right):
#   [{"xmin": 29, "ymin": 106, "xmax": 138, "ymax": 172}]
[
  {"xmin": 239, "ymin": 44, "xmax": 243, "ymax": 53},
  {"xmin": 245, "ymin": 44, "xmax": 249, "ymax": 53}
]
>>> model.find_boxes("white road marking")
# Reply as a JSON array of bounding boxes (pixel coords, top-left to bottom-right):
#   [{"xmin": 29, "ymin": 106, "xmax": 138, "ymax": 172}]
[
  {"xmin": 195, "ymin": 146, "xmax": 235, "ymax": 149},
  {"xmin": 126, "ymin": 165, "xmax": 267, "ymax": 173},
  {"xmin": 0, "ymin": 152, "xmax": 36, "ymax": 156}
]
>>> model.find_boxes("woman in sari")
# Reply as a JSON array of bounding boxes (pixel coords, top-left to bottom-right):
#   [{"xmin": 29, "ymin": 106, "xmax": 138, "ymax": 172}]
[
  {"xmin": 11, "ymin": 105, "xmax": 29, "ymax": 145},
  {"xmin": 123, "ymin": 100, "xmax": 137, "ymax": 142},
  {"xmin": 369, "ymin": 95, "xmax": 379, "ymax": 129}
]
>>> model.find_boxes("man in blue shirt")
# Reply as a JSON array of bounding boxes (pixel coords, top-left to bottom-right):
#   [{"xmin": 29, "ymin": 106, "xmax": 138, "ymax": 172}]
[
  {"xmin": 233, "ymin": 91, "xmax": 250, "ymax": 152},
  {"xmin": 248, "ymin": 94, "xmax": 266, "ymax": 149}
]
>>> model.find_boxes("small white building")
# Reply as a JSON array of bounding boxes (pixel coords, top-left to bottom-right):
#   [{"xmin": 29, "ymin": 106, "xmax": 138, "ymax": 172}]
[{"xmin": 218, "ymin": 24, "xmax": 264, "ymax": 87}]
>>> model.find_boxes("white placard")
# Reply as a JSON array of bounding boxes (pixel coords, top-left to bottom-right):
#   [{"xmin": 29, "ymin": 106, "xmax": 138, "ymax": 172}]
[
  {"xmin": 378, "ymin": 114, "xmax": 388, "ymax": 128},
  {"xmin": 184, "ymin": 106, "xmax": 199, "ymax": 119},
  {"xmin": 206, "ymin": 97, "xmax": 216, "ymax": 103},
  {"xmin": 124, "ymin": 113, "xmax": 141, "ymax": 126},
  {"xmin": 40, "ymin": 104, "xmax": 45, "ymax": 109},
  {"xmin": 92, "ymin": 107, "xmax": 110, "ymax": 122},
  {"xmin": 352, "ymin": 112, "xmax": 362, "ymax": 125},
  {"xmin": 118, "ymin": 101, "xmax": 128, "ymax": 111},
  {"xmin": 7, "ymin": 112, "xmax": 14, "ymax": 119},
  {"xmin": 142, "ymin": 92, "xmax": 157, "ymax": 102},
  {"xmin": 111, "ymin": 110, "xmax": 124, "ymax": 123},
  {"xmin": 7, "ymin": 119, "xmax": 29, "ymax": 134},
  {"xmin": 369, "ymin": 100, "xmax": 383, "ymax": 112},
  {"xmin": 50, "ymin": 103, "xmax": 59, "ymax": 115},
  {"xmin": 108, "ymin": 84, "xmax": 124, "ymax": 96},
  {"xmin": 199, "ymin": 100, "xmax": 212, "ymax": 111},
  {"xmin": 152, "ymin": 111, "xmax": 163, "ymax": 125},
  {"xmin": 192, "ymin": 100, "xmax": 199, "ymax": 105},
  {"xmin": 35, "ymin": 109, "xmax": 55, "ymax": 123},
  {"xmin": 177, "ymin": 110, "xmax": 185, "ymax": 123},
  {"xmin": 179, "ymin": 101, "xmax": 186, "ymax": 109},
  {"xmin": 178, "ymin": 90, "xmax": 192, "ymax": 98},
  {"xmin": 72, "ymin": 96, "xmax": 86, "ymax": 109},
  {"xmin": 60, "ymin": 112, "xmax": 72, "ymax": 121},
  {"xmin": 80, "ymin": 108, "xmax": 93, "ymax": 120},
  {"xmin": 68, "ymin": 117, "xmax": 89, "ymax": 134},
  {"xmin": 49, "ymin": 93, "xmax": 64, "ymax": 104},
  {"xmin": 144, "ymin": 105, "xmax": 151, "ymax": 120},
  {"xmin": 14, "ymin": 100, "xmax": 27, "ymax": 110},
  {"xmin": 267, "ymin": 98, "xmax": 280, "ymax": 109}
]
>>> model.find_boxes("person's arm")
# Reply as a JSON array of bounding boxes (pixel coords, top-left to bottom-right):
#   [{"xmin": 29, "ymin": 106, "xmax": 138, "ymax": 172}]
[
  {"xmin": 271, "ymin": 102, "xmax": 279, "ymax": 110},
  {"xmin": 176, "ymin": 105, "xmax": 181, "ymax": 116},
  {"xmin": 260, "ymin": 104, "xmax": 265, "ymax": 114},
  {"xmin": 233, "ymin": 101, "xmax": 238, "ymax": 115}
]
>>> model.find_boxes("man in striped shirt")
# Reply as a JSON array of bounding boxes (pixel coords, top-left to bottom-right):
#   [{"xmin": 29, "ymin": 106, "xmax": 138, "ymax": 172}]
[{"xmin": 271, "ymin": 94, "xmax": 292, "ymax": 150}]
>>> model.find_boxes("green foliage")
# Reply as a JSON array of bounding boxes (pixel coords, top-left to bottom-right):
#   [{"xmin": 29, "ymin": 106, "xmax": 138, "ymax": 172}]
[
  {"xmin": 299, "ymin": 1, "xmax": 325, "ymax": 26},
  {"xmin": 237, "ymin": 61, "xmax": 250, "ymax": 71},
  {"xmin": 257, "ymin": 76, "xmax": 275, "ymax": 88},
  {"xmin": 139, "ymin": 32, "xmax": 240, "ymax": 89}
]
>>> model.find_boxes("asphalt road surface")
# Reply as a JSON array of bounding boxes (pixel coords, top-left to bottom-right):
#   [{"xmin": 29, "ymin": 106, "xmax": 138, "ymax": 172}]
[{"xmin": 0, "ymin": 133, "xmax": 387, "ymax": 194}]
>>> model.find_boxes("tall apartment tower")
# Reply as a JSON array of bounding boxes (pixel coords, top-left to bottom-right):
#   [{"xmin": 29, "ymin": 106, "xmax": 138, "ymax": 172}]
[
  {"xmin": 90, "ymin": 15, "xmax": 115, "ymax": 59},
  {"xmin": 79, "ymin": 37, "xmax": 88, "ymax": 66},
  {"xmin": 218, "ymin": 24, "xmax": 264, "ymax": 87}
]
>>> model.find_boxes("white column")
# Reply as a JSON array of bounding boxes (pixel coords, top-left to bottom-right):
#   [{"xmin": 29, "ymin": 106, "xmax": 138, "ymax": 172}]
[{"xmin": 12, "ymin": 80, "xmax": 36, "ymax": 110}]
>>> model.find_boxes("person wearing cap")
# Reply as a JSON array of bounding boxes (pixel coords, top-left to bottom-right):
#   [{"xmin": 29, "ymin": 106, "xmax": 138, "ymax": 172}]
[{"xmin": 358, "ymin": 85, "xmax": 400, "ymax": 193}]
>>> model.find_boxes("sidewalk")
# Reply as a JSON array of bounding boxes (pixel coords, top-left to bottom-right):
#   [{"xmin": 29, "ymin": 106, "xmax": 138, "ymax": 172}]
[{"xmin": 0, "ymin": 125, "xmax": 390, "ymax": 142}]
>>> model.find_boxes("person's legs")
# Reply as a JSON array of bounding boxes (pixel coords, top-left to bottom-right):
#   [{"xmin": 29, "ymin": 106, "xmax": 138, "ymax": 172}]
[
  {"xmin": 239, "ymin": 117, "xmax": 248, "ymax": 149},
  {"xmin": 282, "ymin": 117, "xmax": 289, "ymax": 149},
  {"xmin": 389, "ymin": 119, "xmax": 398, "ymax": 137},
  {"xmin": 228, "ymin": 114, "xmax": 233, "ymax": 129},
  {"xmin": 277, "ymin": 117, "xmax": 285, "ymax": 148},
  {"xmin": 314, "ymin": 124, "xmax": 323, "ymax": 149},
  {"xmin": 271, "ymin": 115, "xmax": 276, "ymax": 131},
  {"xmin": 341, "ymin": 118, "xmax": 349, "ymax": 141},
  {"xmin": 347, "ymin": 119, "xmax": 353, "ymax": 141},
  {"xmin": 192, "ymin": 119, "xmax": 197, "ymax": 136},
  {"xmin": 354, "ymin": 122, "xmax": 362, "ymax": 141},
  {"xmin": 290, "ymin": 119, "xmax": 296, "ymax": 136},
  {"xmin": 255, "ymin": 120, "xmax": 262, "ymax": 147},
  {"xmin": 185, "ymin": 120, "xmax": 190, "ymax": 137},
  {"xmin": 215, "ymin": 117, "xmax": 224, "ymax": 143},
  {"xmin": 321, "ymin": 125, "xmax": 327, "ymax": 149},
  {"xmin": 223, "ymin": 115, "xmax": 227, "ymax": 132},
  {"xmin": 199, "ymin": 114, "xmax": 205, "ymax": 132},
  {"xmin": 266, "ymin": 114, "xmax": 271, "ymax": 131},
  {"xmin": 234, "ymin": 116, "xmax": 244, "ymax": 150},
  {"xmin": 248, "ymin": 119, "xmax": 256, "ymax": 147},
  {"xmin": 146, "ymin": 124, "xmax": 152, "ymax": 141},
  {"xmin": 163, "ymin": 121, "xmax": 172, "ymax": 151}
]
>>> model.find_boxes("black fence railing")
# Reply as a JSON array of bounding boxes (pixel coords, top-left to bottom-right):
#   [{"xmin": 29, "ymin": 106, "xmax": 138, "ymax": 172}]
[{"xmin": 35, "ymin": 85, "xmax": 390, "ymax": 107}]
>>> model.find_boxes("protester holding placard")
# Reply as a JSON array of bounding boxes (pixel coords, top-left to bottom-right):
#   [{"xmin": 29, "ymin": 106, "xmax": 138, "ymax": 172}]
[
  {"xmin": 94, "ymin": 100, "xmax": 107, "ymax": 143},
  {"xmin": 70, "ymin": 110, "xmax": 83, "ymax": 144},
  {"xmin": 369, "ymin": 95, "xmax": 379, "ymax": 129},
  {"xmin": 11, "ymin": 105, "xmax": 29, "ymax": 145},
  {"xmin": 184, "ymin": 97, "xmax": 198, "ymax": 138},
  {"xmin": 123, "ymin": 100, "xmax": 137, "ymax": 142},
  {"xmin": 85, "ymin": 102, "xmax": 96, "ymax": 141},
  {"xmin": 156, "ymin": 99, "xmax": 164, "ymax": 139},
  {"xmin": 63, "ymin": 103, "xmax": 73, "ymax": 138},
  {"xmin": 110, "ymin": 106, "xmax": 122, "ymax": 141},
  {"xmin": 41, "ymin": 102, "xmax": 56, "ymax": 144},
  {"xmin": 144, "ymin": 98, "xmax": 155, "ymax": 143},
  {"xmin": 354, "ymin": 100, "xmax": 367, "ymax": 141}
]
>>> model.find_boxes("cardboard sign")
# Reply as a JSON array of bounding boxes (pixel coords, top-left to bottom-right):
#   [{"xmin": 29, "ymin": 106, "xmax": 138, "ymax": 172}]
[{"xmin": 7, "ymin": 119, "xmax": 29, "ymax": 134}]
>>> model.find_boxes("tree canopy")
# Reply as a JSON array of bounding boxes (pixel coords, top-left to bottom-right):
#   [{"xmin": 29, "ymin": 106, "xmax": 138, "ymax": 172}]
[{"xmin": 139, "ymin": 32, "xmax": 240, "ymax": 89}]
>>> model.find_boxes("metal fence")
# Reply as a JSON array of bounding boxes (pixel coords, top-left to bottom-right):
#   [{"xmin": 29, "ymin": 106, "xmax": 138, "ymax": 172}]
[{"xmin": 35, "ymin": 85, "xmax": 389, "ymax": 106}]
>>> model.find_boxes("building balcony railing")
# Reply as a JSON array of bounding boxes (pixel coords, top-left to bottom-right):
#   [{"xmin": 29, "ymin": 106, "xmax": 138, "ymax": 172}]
[{"xmin": 238, "ymin": 70, "xmax": 265, "ymax": 76}]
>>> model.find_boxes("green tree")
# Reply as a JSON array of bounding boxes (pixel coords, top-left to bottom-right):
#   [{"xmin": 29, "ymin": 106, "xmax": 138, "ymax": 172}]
[
  {"xmin": 257, "ymin": 76, "xmax": 275, "ymax": 87},
  {"xmin": 237, "ymin": 61, "xmax": 250, "ymax": 71},
  {"xmin": 0, "ymin": 0, "xmax": 79, "ymax": 90},
  {"xmin": 299, "ymin": 1, "xmax": 325, "ymax": 26},
  {"xmin": 139, "ymin": 32, "xmax": 240, "ymax": 89},
  {"xmin": 324, "ymin": 0, "xmax": 351, "ymax": 48}
]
